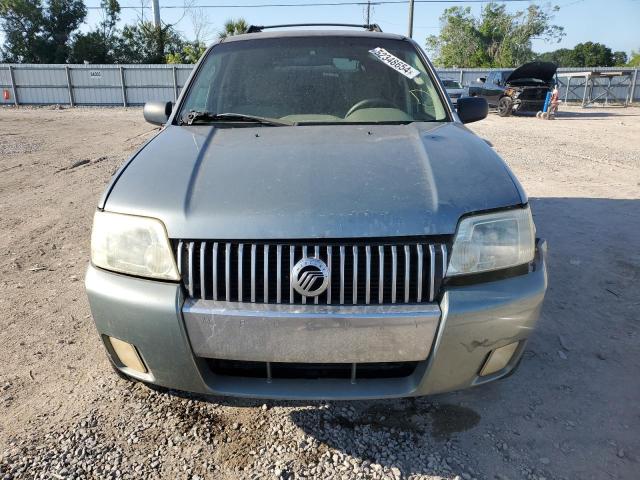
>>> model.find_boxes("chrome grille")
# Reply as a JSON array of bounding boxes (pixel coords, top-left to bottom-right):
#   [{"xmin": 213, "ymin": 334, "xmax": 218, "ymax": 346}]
[{"xmin": 175, "ymin": 239, "xmax": 448, "ymax": 305}]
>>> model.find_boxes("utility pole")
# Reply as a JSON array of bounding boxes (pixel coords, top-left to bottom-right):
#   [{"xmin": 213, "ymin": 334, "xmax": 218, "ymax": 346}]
[
  {"xmin": 407, "ymin": 0, "xmax": 415, "ymax": 38},
  {"xmin": 151, "ymin": 0, "xmax": 161, "ymax": 28},
  {"xmin": 366, "ymin": 0, "xmax": 371, "ymax": 25}
]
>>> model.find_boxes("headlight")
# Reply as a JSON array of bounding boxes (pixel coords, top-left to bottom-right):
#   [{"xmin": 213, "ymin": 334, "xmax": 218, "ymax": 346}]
[
  {"xmin": 447, "ymin": 207, "xmax": 535, "ymax": 276},
  {"xmin": 91, "ymin": 211, "xmax": 180, "ymax": 281}
]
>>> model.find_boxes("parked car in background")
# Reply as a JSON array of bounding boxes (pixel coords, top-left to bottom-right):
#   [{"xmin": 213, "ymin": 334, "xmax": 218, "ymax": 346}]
[
  {"xmin": 468, "ymin": 61, "xmax": 557, "ymax": 116},
  {"xmin": 442, "ymin": 79, "xmax": 467, "ymax": 105},
  {"xmin": 86, "ymin": 26, "xmax": 547, "ymax": 400}
]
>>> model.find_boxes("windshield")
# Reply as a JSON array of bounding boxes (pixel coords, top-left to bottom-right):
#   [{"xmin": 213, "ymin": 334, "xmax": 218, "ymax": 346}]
[
  {"xmin": 442, "ymin": 80, "xmax": 462, "ymax": 89},
  {"xmin": 179, "ymin": 36, "xmax": 449, "ymax": 125}
]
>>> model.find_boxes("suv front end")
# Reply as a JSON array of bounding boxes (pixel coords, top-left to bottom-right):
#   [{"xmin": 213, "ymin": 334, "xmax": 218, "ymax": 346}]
[{"xmin": 85, "ymin": 28, "xmax": 547, "ymax": 399}]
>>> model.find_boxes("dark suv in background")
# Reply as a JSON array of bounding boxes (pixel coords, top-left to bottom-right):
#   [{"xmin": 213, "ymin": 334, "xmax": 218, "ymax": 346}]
[{"xmin": 468, "ymin": 61, "xmax": 557, "ymax": 116}]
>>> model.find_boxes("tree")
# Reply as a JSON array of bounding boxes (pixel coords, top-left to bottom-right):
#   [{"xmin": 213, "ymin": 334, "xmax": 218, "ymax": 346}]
[
  {"xmin": 165, "ymin": 41, "xmax": 206, "ymax": 64},
  {"xmin": 426, "ymin": 3, "xmax": 564, "ymax": 67},
  {"xmin": 628, "ymin": 50, "xmax": 640, "ymax": 67},
  {"xmin": 218, "ymin": 18, "xmax": 248, "ymax": 39},
  {"xmin": 187, "ymin": 4, "xmax": 214, "ymax": 46},
  {"xmin": 165, "ymin": 3, "xmax": 211, "ymax": 63},
  {"xmin": 0, "ymin": 0, "xmax": 46, "ymax": 62},
  {"xmin": 536, "ymin": 48, "xmax": 574, "ymax": 66},
  {"xmin": 46, "ymin": 0, "xmax": 87, "ymax": 62},
  {"xmin": 0, "ymin": 0, "xmax": 86, "ymax": 62},
  {"xmin": 611, "ymin": 51, "xmax": 628, "ymax": 67},
  {"xmin": 425, "ymin": 7, "xmax": 484, "ymax": 68},
  {"xmin": 573, "ymin": 42, "xmax": 625, "ymax": 67},
  {"xmin": 538, "ymin": 42, "xmax": 629, "ymax": 67},
  {"xmin": 69, "ymin": 0, "xmax": 121, "ymax": 63},
  {"xmin": 117, "ymin": 21, "xmax": 184, "ymax": 64}
]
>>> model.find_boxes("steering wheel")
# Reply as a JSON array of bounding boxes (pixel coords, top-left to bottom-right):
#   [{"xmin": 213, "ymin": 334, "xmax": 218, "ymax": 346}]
[{"xmin": 345, "ymin": 97, "xmax": 398, "ymax": 118}]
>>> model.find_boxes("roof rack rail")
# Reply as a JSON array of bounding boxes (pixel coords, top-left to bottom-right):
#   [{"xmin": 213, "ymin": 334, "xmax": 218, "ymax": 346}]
[{"xmin": 246, "ymin": 23, "xmax": 382, "ymax": 34}]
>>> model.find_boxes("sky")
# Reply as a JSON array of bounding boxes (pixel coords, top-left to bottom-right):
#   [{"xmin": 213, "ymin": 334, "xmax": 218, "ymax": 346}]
[{"xmin": 81, "ymin": 0, "xmax": 639, "ymax": 56}]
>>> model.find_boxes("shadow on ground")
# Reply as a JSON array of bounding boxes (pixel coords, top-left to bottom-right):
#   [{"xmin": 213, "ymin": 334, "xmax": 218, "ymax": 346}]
[
  {"xmin": 555, "ymin": 109, "xmax": 639, "ymax": 119},
  {"xmin": 486, "ymin": 108, "xmax": 638, "ymax": 120}
]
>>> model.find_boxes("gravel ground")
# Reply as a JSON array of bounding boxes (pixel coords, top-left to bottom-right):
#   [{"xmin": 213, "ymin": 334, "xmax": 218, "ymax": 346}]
[{"xmin": 0, "ymin": 105, "xmax": 639, "ymax": 480}]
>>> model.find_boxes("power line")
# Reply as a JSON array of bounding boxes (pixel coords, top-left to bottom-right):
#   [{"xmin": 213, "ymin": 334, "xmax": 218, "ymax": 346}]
[{"xmin": 86, "ymin": 0, "xmax": 546, "ymax": 9}]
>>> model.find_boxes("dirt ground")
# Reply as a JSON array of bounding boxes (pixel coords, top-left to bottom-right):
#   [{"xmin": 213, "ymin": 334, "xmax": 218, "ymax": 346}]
[{"xmin": 0, "ymin": 105, "xmax": 638, "ymax": 480}]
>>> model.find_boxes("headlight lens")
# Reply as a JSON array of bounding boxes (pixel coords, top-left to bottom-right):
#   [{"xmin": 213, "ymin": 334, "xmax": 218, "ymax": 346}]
[
  {"xmin": 91, "ymin": 211, "xmax": 180, "ymax": 280},
  {"xmin": 447, "ymin": 207, "xmax": 535, "ymax": 276}
]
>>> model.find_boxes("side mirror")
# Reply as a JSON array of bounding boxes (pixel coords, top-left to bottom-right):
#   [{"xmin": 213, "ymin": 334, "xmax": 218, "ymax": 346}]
[
  {"xmin": 457, "ymin": 97, "xmax": 488, "ymax": 124},
  {"xmin": 143, "ymin": 101, "xmax": 173, "ymax": 126},
  {"xmin": 477, "ymin": 77, "xmax": 486, "ymax": 83}
]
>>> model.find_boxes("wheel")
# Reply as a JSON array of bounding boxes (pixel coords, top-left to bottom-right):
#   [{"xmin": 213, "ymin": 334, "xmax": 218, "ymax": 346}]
[
  {"xmin": 497, "ymin": 97, "xmax": 513, "ymax": 117},
  {"xmin": 536, "ymin": 111, "xmax": 542, "ymax": 119},
  {"xmin": 542, "ymin": 112, "xmax": 549, "ymax": 120}
]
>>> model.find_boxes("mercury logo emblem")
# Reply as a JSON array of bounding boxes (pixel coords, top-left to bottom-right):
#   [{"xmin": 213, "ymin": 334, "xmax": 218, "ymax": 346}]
[{"xmin": 291, "ymin": 257, "xmax": 329, "ymax": 297}]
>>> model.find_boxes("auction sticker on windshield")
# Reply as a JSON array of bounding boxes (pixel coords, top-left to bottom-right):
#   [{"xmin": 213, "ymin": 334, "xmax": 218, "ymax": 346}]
[{"xmin": 369, "ymin": 47, "xmax": 420, "ymax": 79}]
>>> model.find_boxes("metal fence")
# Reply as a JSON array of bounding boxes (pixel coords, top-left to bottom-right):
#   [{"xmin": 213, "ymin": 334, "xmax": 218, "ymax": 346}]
[
  {"xmin": 0, "ymin": 64, "xmax": 193, "ymax": 106},
  {"xmin": 1, "ymin": 63, "xmax": 638, "ymax": 107}
]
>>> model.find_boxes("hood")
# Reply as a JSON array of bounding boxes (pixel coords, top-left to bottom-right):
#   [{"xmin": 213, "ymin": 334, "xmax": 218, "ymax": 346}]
[
  {"xmin": 506, "ymin": 61, "xmax": 557, "ymax": 84},
  {"xmin": 103, "ymin": 123, "xmax": 524, "ymax": 239}
]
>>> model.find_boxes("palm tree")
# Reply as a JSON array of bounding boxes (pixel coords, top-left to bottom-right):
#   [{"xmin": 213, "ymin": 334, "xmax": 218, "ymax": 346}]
[{"xmin": 218, "ymin": 19, "xmax": 249, "ymax": 39}]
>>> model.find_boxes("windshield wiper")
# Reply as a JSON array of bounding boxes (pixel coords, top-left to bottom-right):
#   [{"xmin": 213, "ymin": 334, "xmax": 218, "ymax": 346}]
[{"xmin": 182, "ymin": 111, "xmax": 292, "ymax": 126}]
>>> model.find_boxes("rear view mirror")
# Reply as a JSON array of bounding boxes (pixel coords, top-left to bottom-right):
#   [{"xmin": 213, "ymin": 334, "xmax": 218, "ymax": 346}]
[
  {"xmin": 457, "ymin": 97, "xmax": 488, "ymax": 124},
  {"xmin": 143, "ymin": 101, "xmax": 173, "ymax": 126}
]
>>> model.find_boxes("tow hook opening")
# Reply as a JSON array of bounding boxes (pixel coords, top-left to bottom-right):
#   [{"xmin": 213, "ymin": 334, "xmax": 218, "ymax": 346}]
[
  {"xmin": 479, "ymin": 341, "xmax": 520, "ymax": 377},
  {"xmin": 105, "ymin": 336, "xmax": 148, "ymax": 374}
]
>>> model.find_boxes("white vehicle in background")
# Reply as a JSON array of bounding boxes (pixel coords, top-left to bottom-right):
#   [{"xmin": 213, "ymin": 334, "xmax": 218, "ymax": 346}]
[{"xmin": 442, "ymin": 79, "xmax": 467, "ymax": 105}]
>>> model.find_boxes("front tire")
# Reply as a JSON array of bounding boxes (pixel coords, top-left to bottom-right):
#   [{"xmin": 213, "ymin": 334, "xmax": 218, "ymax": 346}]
[{"xmin": 498, "ymin": 96, "xmax": 513, "ymax": 117}]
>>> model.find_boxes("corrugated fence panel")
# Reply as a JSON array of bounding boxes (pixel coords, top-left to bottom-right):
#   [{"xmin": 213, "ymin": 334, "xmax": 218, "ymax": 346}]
[
  {"xmin": 174, "ymin": 67, "xmax": 193, "ymax": 99},
  {"xmin": 125, "ymin": 66, "xmax": 172, "ymax": 86},
  {"xmin": 16, "ymin": 86, "xmax": 68, "ymax": 104},
  {"xmin": 176, "ymin": 67, "xmax": 192, "ymax": 86},
  {"xmin": 0, "ymin": 68, "xmax": 13, "ymax": 104},
  {"xmin": 74, "ymin": 85, "xmax": 123, "ymax": 105},
  {"xmin": 71, "ymin": 66, "xmax": 123, "ymax": 105},
  {"xmin": 124, "ymin": 66, "xmax": 175, "ymax": 104},
  {"xmin": 1, "ymin": 64, "xmax": 638, "ymax": 106},
  {"xmin": 11, "ymin": 66, "xmax": 68, "ymax": 104},
  {"xmin": 13, "ymin": 66, "xmax": 66, "ymax": 86},
  {"xmin": 127, "ymin": 87, "xmax": 175, "ymax": 105}
]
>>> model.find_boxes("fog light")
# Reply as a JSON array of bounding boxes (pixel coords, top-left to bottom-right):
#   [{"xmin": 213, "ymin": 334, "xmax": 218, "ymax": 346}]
[
  {"xmin": 108, "ymin": 336, "xmax": 147, "ymax": 373},
  {"xmin": 480, "ymin": 342, "xmax": 519, "ymax": 376}
]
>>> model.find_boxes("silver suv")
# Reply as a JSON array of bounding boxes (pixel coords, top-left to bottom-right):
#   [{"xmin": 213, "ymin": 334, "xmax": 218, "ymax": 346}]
[{"xmin": 86, "ymin": 26, "xmax": 547, "ymax": 399}]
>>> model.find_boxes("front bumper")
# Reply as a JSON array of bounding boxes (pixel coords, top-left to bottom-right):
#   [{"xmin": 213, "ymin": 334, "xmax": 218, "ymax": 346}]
[
  {"xmin": 85, "ymin": 241, "xmax": 547, "ymax": 400},
  {"xmin": 183, "ymin": 301, "xmax": 440, "ymax": 363},
  {"xmin": 513, "ymin": 95, "xmax": 548, "ymax": 112}
]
